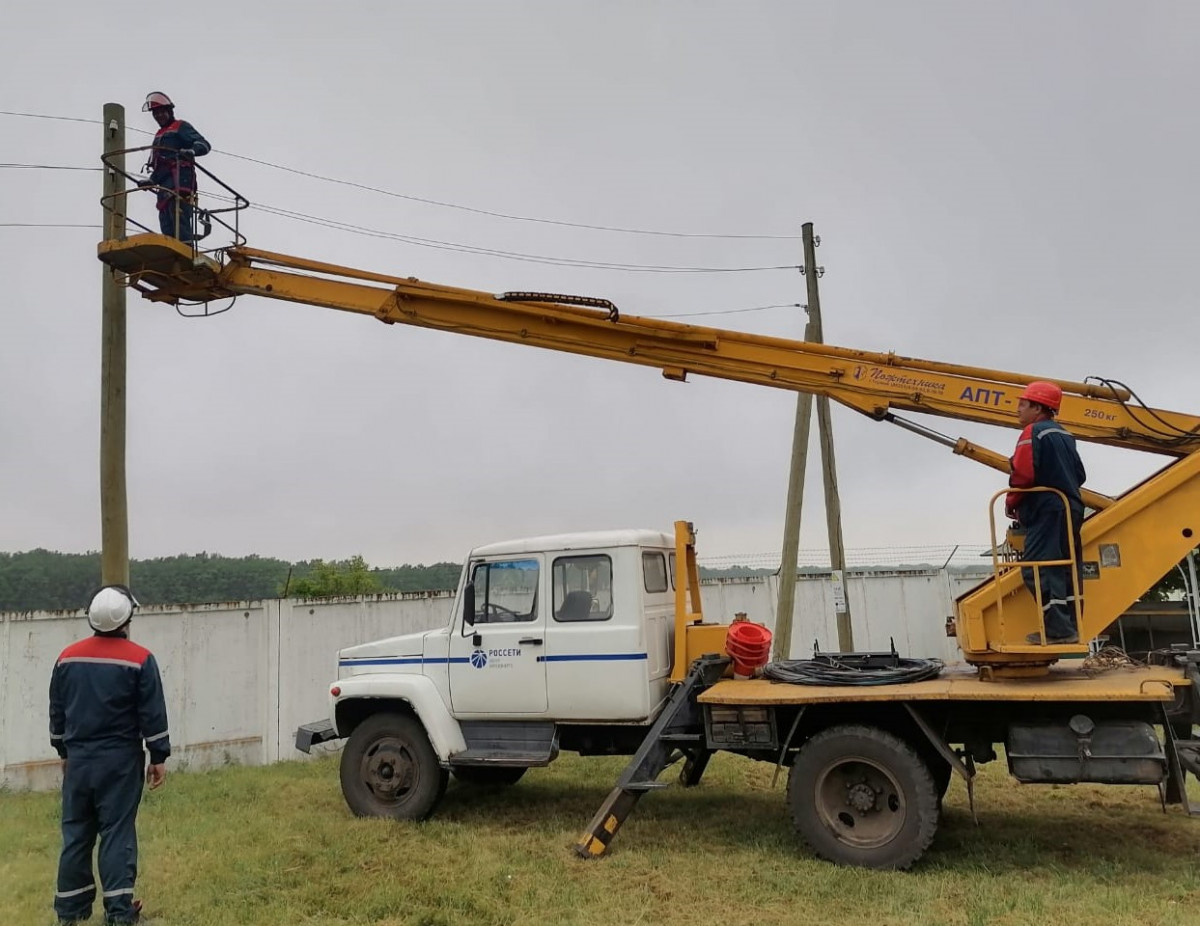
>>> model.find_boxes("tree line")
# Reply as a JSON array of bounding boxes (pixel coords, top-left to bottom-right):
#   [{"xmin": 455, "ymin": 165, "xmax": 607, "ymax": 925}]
[
  {"xmin": 2, "ymin": 548, "xmax": 1188, "ymax": 613},
  {"xmin": 0, "ymin": 550, "xmax": 462, "ymax": 612}
]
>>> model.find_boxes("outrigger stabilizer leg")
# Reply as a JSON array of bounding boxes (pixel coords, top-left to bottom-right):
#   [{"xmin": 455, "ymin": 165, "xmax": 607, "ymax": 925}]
[{"xmin": 575, "ymin": 654, "xmax": 727, "ymax": 858}]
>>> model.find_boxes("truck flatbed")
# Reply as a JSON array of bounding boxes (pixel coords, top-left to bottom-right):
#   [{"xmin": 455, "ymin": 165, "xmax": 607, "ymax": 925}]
[{"xmin": 698, "ymin": 663, "xmax": 1188, "ymax": 705}]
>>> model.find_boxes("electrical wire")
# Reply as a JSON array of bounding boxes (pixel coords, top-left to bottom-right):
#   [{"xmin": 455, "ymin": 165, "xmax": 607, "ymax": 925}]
[
  {"xmin": 649, "ymin": 303, "xmax": 803, "ymax": 319},
  {"xmin": 0, "ymin": 109, "xmax": 803, "ymax": 241},
  {"xmin": 241, "ymin": 199, "xmax": 798, "ymax": 273},
  {"xmin": 0, "ymin": 110, "xmax": 101, "ymax": 126},
  {"xmin": 194, "ymin": 188, "xmax": 795, "ymax": 272},
  {"xmin": 218, "ymin": 149, "xmax": 801, "ymax": 240},
  {"xmin": 762, "ymin": 653, "xmax": 945, "ymax": 686},
  {"xmin": 0, "ymin": 163, "xmax": 101, "ymax": 171}
]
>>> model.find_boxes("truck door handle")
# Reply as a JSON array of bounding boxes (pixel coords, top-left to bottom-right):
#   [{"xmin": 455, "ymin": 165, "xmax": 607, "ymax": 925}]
[{"xmin": 519, "ymin": 637, "xmax": 544, "ymax": 646}]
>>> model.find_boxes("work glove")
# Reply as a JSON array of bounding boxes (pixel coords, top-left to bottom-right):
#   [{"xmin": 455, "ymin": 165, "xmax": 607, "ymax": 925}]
[
  {"xmin": 137, "ymin": 178, "xmax": 154, "ymax": 189},
  {"xmin": 179, "ymin": 148, "xmax": 195, "ymax": 158}
]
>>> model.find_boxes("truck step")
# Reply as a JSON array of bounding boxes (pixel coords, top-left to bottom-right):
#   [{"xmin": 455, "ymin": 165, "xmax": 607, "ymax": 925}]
[
  {"xmin": 457, "ymin": 720, "xmax": 558, "ymax": 765},
  {"xmin": 451, "ymin": 751, "xmax": 554, "ymax": 766},
  {"xmin": 294, "ymin": 719, "xmax": 338, "ymax": 754}
]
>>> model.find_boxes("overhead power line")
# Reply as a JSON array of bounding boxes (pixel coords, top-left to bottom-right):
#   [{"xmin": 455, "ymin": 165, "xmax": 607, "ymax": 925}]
[
  {"xmin": 0, "ymin": 162, "xmax": 101, "ymax": 171},
  {"xmin": 219, "ymin": 149, "xmax": 801, "ymax": 240},
  {"xmin": 650, "ymin": 303, "xmax": 803, "ymax": 318},
  {"xmin": 0, "ymin": 108, "xmax": 802, "ymax": 241},
  {"xmin": 245, "ymin": 199, "xmax": 796, "ymax": 273},
  {"xmin": 0, "ymin": 110, "xmax": 102, "ymax": 126}
]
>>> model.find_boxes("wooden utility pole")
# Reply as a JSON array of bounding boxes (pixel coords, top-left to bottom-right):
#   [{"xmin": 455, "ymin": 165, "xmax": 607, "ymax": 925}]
[
  {"xmin": 773, "ymin": 318, "xmax": 817, "ymax": 661},
  {"xmin": 804, "ymin": 224, "xmax": 854, "ymax": 652},
  {"xmin": 774, "ymin": 223, "xmax": 855, "ymax": 657},
  {"xmin": 100, "ymin": 103, "xmax": 129, "ymax": 585}
]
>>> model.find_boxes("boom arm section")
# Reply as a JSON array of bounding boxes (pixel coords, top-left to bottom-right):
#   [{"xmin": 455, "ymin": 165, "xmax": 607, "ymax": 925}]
[
  {"xmin": 96, "ymin": 236, "xmax": 1200, "ymax": 456},
  {"xmin": 98, "ymin": 238, "xmax": 1200, "ymax": 455}
]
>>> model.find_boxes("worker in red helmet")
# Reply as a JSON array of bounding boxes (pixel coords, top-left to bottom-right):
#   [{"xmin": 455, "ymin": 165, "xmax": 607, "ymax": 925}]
[
  {"xmin": 138, "ymin": 91, "xmax": 210, "ymax": 242},
  {"xmin": 1005, "ymin": 381, "xmax": 1087, "ymax": 644}
]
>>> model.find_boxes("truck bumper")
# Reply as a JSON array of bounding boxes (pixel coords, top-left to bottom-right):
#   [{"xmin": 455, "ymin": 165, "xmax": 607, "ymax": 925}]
[{"xmin": 295, "ymin": 719, "xmax": 339, "ymax": 754}]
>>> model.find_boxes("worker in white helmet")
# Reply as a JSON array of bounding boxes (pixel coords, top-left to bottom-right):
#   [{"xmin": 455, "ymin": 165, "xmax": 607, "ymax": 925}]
[
  {"xmin": 139, "ymin": 91, "xmax": 211, "ymax": 242},
  {"xmin": 49, "ymin": 585, "xmax": 170, "ymax": 925}
]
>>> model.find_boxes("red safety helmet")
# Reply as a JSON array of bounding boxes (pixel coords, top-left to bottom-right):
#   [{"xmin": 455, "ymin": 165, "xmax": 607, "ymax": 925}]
[
  {"xmin": 1020, "ymin": 380, "xmax": 1062, "ymax": 412},
  {"xmin": 142, "ymin": 91, "xmax": 174, "ymax": 112}
]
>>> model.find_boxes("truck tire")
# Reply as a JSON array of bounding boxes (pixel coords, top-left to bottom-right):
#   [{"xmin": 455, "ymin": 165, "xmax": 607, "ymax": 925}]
[
  {"xmin": 788, "ymin": 724, "xmax": 939, "ymax": 870},
  {"xmin": 451, "ymin": 766, "xmax": 527, "ymax": 786},
  {"xmin": 929, "ymin": 756, "xmax": 953, "ymax": 805},
  {"xmin": 339, "ymin": 712, "xmax": 448, "ymax": 821}
]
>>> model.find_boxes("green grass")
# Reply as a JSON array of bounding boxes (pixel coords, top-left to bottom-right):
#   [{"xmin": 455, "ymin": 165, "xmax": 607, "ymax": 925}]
[{"xmin": 3, "ymin": 753, "xmax": 1199, "ymax": 925}]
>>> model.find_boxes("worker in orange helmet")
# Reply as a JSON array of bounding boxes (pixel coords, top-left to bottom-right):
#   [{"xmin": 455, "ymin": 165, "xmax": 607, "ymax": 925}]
[
  {"xmin": 139, "ymin": 91, "xmax": 210, "ymax": 242},
  {"xmin": 1005, "ymin": 381, "xmax": 1087, "ymax": 644}
]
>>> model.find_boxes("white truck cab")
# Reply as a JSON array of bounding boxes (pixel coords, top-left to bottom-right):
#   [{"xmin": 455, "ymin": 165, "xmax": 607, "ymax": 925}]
[{"xmin": 298, "ymin": 529, "xmax": 682, "ymax": 820}]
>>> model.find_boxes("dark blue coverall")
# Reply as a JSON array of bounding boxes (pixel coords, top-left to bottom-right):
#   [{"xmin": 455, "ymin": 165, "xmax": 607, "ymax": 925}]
[
  {"xmin": 147, "ymin": 118, "xmax": 210, "ymax": 241},
  {"xmin": 49, "ymin": 634, "xmax": 171, "ymax": 924},
  {"xmin": 1008, "ymin": 419, "xmax": 1087, "ymax": 640}
]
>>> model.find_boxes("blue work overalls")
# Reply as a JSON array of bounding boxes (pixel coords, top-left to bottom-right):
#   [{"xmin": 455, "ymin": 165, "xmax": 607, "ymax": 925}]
[{"xmin": 49, "ymin": 634, "xmax": 170, "ymax": 924}]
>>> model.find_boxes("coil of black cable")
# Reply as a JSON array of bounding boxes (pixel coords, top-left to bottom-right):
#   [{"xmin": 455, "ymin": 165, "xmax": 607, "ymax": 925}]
[{"xmin": 762, "ymin": 655, "xmax": 944, "ymax": 686}]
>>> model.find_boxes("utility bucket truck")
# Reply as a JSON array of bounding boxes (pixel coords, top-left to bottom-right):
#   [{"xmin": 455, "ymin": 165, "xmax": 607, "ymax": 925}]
[{"xmin": 97, "ymin": 189, "xmax": 1200, "ymax": 868}]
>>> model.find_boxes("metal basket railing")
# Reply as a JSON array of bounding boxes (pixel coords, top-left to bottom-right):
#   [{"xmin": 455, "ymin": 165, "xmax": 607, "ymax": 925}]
[{"xmin": 100, "ymin": 145, "xmax": 250, "ymax": 258}]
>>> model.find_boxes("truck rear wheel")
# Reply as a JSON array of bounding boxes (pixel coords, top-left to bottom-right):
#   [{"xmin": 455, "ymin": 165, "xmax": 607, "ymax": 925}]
[
  {"xmin": 340, "ymin": 712, "xmax": 448, "ymax": 820},
  {"xmin": 788, "ymin": 724, "xmax": 939, "ymax": 870},
  {"xmin": 451, "ymin": 766, "xmax": 527, "ymax": 786}
]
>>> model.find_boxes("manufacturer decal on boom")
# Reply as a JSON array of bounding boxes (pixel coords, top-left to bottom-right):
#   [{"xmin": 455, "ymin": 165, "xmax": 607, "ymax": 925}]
[
  {"xmin": 853, "ymin": 366, "xmax": 947, "ymax": 395},
  {"xmin": 959, "ymin": 386, "xmax": 1009, "ymax": 406}
]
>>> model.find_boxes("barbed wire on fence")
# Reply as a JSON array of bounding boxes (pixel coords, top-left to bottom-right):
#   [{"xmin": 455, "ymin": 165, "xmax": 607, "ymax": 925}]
[{"xmin": 698, "ymin": 544, "xmax": 996, "ymax": 573}]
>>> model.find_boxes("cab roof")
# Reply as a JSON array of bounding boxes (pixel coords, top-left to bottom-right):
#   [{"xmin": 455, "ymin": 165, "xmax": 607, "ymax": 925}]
[{"xmin": 469, "ymin": 529, "xmax": 674, "ymax": 558}]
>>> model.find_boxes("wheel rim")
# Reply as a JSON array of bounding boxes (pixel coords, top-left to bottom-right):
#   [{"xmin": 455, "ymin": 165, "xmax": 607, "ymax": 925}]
[
  {"xmin": 361, "ymin": 736, "xmax": 420, "ymax": 805},
  {"xmin": 812, "ymin": 753, "xmax": 906, "ymax": 849}
]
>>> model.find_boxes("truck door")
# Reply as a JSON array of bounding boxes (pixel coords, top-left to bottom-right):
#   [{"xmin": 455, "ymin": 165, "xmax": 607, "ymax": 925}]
[
  {"xmin": 449, "ymin": 557, "xmax": 548, "ymax": 715},
  {"xmin": 543, "ymin": 551, "xmax": 652, "ymax": 721}
]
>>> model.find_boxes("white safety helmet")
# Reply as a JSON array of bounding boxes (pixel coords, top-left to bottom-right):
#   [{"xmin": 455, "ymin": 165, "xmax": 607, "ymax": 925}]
[
  {"xmin": 142, "ymin": 91, "xmax": 174, "ymax": 112},
  {"xmin": 86, "ymin": 585, "xmax": 140, "ymax": 633}
]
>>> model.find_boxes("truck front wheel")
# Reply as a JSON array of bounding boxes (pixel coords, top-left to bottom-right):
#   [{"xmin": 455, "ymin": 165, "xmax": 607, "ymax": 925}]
[
  {"xmin": 340, "ymin": 712, "xmax": 448, "ymax": 821},
  {"xmin": 788, "ymin": 724, "xmax": 939, "ymax": 870}
]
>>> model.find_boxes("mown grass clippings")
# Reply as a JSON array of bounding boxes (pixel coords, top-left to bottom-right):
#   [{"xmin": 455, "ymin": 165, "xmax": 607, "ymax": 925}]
[{"xmin": 2, "ymin": 752, "xmax": 1199, "ymax": 925}]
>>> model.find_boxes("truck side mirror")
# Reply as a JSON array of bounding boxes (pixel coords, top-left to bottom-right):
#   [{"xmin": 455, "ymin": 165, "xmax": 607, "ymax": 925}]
[{"xmin": 463, "ymin": 582, "xmax": 476, "ymax": 626}]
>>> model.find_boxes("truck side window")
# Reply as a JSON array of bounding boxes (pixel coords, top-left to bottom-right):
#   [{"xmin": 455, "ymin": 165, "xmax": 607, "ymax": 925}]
[
  {"xmin": 469, "ymin": 558, "xmax": 538, "ymax": 625},
  {"xmin": 668, "ymin": 552, "xmax": 676, "ymax": 589},
  {"xmin": 643, "ymin": 552, "xmax": 668, "ymax": 593},
  {"xmin": 552, "ymin": 554, "xmax": 613, "ymax": 622}
]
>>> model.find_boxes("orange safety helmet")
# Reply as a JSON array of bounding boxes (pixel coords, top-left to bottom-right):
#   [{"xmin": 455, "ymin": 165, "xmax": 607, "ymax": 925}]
[
  {"xmin": 1020, "ymin": 380, "xmax": 1062, "ymax": 412},
  {"xmin": 142, "ymin": 91, "xmax": 174, "ymax": 112}
]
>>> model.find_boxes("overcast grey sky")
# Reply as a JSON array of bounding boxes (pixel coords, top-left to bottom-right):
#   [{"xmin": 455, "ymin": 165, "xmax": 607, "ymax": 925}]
[{"xmin": 2, "ymin": 2, "xmax": 1197, "ymax": 568}]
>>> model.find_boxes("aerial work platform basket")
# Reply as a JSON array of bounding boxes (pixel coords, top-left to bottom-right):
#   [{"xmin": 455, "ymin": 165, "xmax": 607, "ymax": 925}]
[
  {"xmin": 98, "ymin": 144, "xmax": 248, "ymax": 307},
  {"xmin": 98, "ymin": 234, "xmax": 229, "ymax": 304}
]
